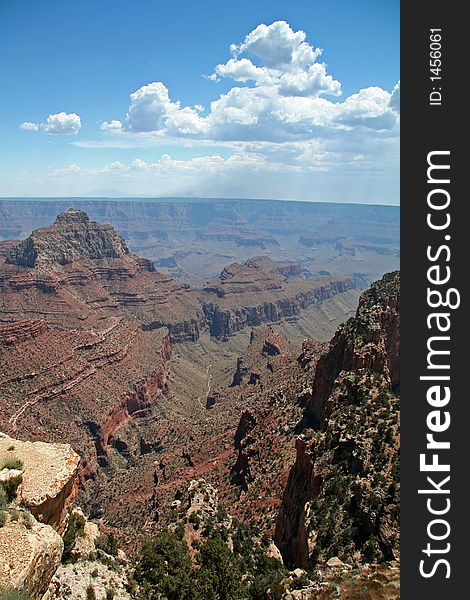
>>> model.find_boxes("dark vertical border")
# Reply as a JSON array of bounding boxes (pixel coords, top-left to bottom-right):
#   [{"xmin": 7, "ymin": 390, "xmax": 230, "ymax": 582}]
[{"xmin": 401, "ymin": 3, "xmax": 465, "ymax": 598}]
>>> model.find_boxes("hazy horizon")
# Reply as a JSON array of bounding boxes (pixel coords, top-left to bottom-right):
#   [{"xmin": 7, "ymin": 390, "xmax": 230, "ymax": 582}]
[{"xmin": 0, "ymin": 196, "xmax": 400, "ymax": 208}]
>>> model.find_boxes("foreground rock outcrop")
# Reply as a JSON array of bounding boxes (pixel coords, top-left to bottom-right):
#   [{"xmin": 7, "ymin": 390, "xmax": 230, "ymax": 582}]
[
  {"xmin": 0, "ymin": 433, "xmax": 80, "ymax": 598},
  {"xmin": 0, "ymin": 513, "xmax": 63, "ymax": 600},
  {"xmin": 0, "ymin": 434, "xmax": 131, "ymax": 600},
  {"xmin": 0, "ymin": 433, "xmax": 80, "ymax": 531}
]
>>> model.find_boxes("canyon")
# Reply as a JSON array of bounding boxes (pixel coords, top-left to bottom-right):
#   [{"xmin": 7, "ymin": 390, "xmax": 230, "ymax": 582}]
[
  {"xmin": 0, "ymin": 209, "xmax": 360, "ymax": 539},
  {"xmin": 0, "ymin": 206, "xmax": 400, "ymax": 598}
]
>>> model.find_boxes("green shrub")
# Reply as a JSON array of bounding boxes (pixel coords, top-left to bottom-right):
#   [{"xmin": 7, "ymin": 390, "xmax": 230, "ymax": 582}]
[
  {"xmin": 0, "ymin": 467, "xmax": 23, "ymax": 501},
  {"xmin": 8, "ymin": 509, "xmax": 19, "ymax": 522},
  {"xmin": 96, "ymin": 533, "xmax": 118, "ymax": 557},
  {"xmin": 62, "ymin": 512, "xmax": 86, "ymax": 563},
  {"xmin": 188, "ymin": 512, "xmax": 201, "ymax": 529},
  {"xmin": 0, "ymin": 458, "xmax": 23, "ymax": 471},
  {"xmin": 0, "ymin": 589, "xmax": 30, "ymax": 600},
  {"xmin": 248, "ymin": 554, "xmax": 285, "ymax": 600},
  {"xmin": 22, "ymin": 510, "xmax": 34, "ymax": 530},
  {"xmin": 133, "ymin": 531, "xmax": 193, "ymax": 599},
  {"xmin": 86, "ymin": 586, "xmax": 96, "ymax": 600},
  {"xmin": 192, "ymin": 536, "xmax": 246, "ymax": 600},
  {"xmin": 0, "ymin": 488, "xmax": 7, "ymax": 510},
  {"xmin": 0, "ymin": 511, "xmax": 5, "ymax": 527}
]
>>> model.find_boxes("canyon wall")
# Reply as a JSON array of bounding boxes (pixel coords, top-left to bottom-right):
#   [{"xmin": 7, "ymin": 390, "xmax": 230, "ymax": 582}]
[{"xmin": 275, "ymin": 272, "xmax": 400, "ymax": 569}]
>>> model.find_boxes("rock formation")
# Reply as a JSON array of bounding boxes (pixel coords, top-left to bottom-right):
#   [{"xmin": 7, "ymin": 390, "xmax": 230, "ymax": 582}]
[
  {"xmin": 0, "ymin": 433, "xmax": 130, "ymax": 600},
  {"xmin": 0, "ymin": 433, "xmax": 80, "ymax": 598},
  {"xmin": 0, "ymin": 198, "xmax": 400, "ymax": 288},
  {"xmin": 303, "ymin": 271, "xmax": 400, "ymax": 427},
  {"xmin": 0, "ymin": 433, "xmax": 80, "ymax": 531},
  {"xmin": 6, "ymin": 209, "xmax": 129, "ymax": 268},
  {"xmin": 0, "ymin": 210, "xmax": 365, "ymax": 552},
  {"xmin": 202, "ymin": 257, "xmax": 354, "ymax": 339},
  {"xmin": 275, "ymin": 272, "xmax": 400, "ymax": 569},
  {"xmin": 0, "ymin": 515, "xmax": 64, "ymax": 600}
]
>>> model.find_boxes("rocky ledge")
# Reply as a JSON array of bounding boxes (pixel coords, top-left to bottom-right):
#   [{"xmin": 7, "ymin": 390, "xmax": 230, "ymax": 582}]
[
  {"xmin": 0, "ymin": 433, "xmax": 80, "ymax": 598},
  {"xmin": 0, "ymin": 433, "xmax": 80, "ymax": 531}
]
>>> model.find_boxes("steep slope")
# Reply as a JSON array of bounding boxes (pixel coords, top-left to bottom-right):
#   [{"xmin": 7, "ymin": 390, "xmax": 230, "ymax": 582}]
[{"xmin": 275, "ymin": 272, "xmax": 400, "ymax": 569}]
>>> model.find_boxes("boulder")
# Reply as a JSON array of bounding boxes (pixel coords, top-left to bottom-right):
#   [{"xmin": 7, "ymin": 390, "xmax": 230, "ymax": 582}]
[
  {"xmin": 0, "ymin": 433, "xmax": 80, "ymax": 532},
  {"xmin": 0, "ymin": 512, "xmax": 63, "ymax": 600}
]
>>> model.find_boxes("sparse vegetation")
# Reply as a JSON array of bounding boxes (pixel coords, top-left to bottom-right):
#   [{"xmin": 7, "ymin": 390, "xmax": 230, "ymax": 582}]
[
  {"xmin": 132, "ymin": 509, "xmax": 287, "ymax": 600},
  {"xmin": 133, "ymin": 531, "xmax": 193, "ymax": 599},
  {"xmin": 192, "ymin": 535, "xmax": 245, "ymax": 600},
  {"xmin": 85, "ymin": 586, "xmax": 96, "ymax": 600},
  {"xmin": 96, "ymin": 532, "xmax": 119, "ymax": 557},
  {"xmin": 0, "ymin": 487, "xmax": 7, "ymax": 510},
  {"xmin": 0, "ymin": 458, "xmax": 23, "ymax": 501},
  {"xmin": 0, "ymin": 458, "xmax": 23, "ymax": 471},
  {"xmin": 62, "ymin": 511, "xmax": 86, "ymax": 563},
  {"xmin": 0, "ymin": 589, "xmax": 30, "ymax": 600},
  {"xmin": 8, "ymin": 509, "xmax": 19, "ymax": 522},
  {"xmin": 22, "ymin": 509, "xmax": 34, "ymax": 530}
]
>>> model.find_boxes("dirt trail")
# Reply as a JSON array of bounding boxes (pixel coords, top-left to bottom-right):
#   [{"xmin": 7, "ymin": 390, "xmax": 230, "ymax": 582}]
[
  {"xmin": 7, "ymin": 322, "xmax": 138, "ymax": 430},
  {"xmin": 196, "ymin": 364, "xmax": 212, "ymax": 410}
]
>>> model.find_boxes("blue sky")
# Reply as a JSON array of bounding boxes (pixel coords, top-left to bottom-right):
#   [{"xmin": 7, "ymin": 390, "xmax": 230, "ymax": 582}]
[{"xmin": 0, "ymin": 0, "xmax": 399, "ymax": 203}]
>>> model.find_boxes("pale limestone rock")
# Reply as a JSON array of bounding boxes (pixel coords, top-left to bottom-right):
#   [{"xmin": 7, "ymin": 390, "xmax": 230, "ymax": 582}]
[
  {"xmin": 285, "ymin": 590, "xmax": 316, "ymax": 600},
  {"xmin": 0, "ymin": 433, "xmax": 80, "ymax": 532},
  {"xmin": 44, "ymin": 560, "xmax": 131, "ymax": 600},
  {"xmin": 326, "ymin": 556, "xmax": 344, "ymax": 568},
  {"xmin": 0, "ymin": 468, "xmax": 23, "ymax": 488},
  {"xmin": 292, "ymin": 568, "xmax": 307, "ymax": 578},
  {"xmin": 69, "ymin": 508, "xmax": 100, "ymax": 560},
  {"xmin": 187, "ymin": 478, "xmax": 218, "ymax": 518},
  {"xmin": 266, "ymin": 542, "xmax": 283, "ymax": 564},
  {"xmin": 0, "ymin": 512, "xmax": 63, "ymax": 600}
]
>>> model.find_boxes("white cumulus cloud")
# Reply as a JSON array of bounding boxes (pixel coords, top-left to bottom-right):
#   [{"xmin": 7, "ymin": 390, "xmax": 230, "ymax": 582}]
[
  {"xmin": 75, "ymin": 20, "xmax": 399, "ymax": 202},
  {"xmin": 212, "ymin": 21, "xmax": 340, "ymax": 98},
  {"xmin": 235, "ymin": 21, "xmax": 321, "ymax": 69},
  {"xmin": 389, "ymin": 80, "xmax": 400, "ymax": 112},
  {"xmin": 41, "ymin": 112, "xmax": 81, "ymax": 135},
  {"xmin": 20, "ymin": 121, "xmax": 39, "ymax": 131},
  {"xmin": 126, "ymin": 82, "xmax": 174, "ymax": 132},
  {"xmin": 97, "ymin": 21, "xmax": 397, "ymax": 144},
  {"xmin": 100, "ymin": 120, "xmax": 123, "ymax": 131}
]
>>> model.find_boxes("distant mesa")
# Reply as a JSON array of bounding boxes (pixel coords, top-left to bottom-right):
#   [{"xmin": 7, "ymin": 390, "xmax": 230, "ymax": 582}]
[{"xmin": 6, "ymin": 208, "xmax": 129, "ymax": 268}]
